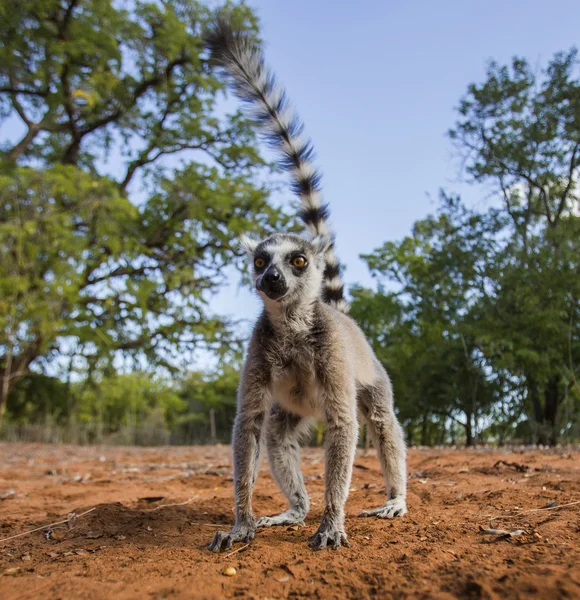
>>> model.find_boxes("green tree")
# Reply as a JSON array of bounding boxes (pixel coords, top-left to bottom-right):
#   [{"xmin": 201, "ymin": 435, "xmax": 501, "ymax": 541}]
[
  {"xmin": 6, "ymin": 372, "xmax": 73, "ymax": 425},
  {"xmin": 175, "ymin": 365, "xmax": 239, "ymax": 443},
  {"xmin": 74, "ymin": 371, "xmax": 184, "ymax": 443},
  {"xmin": 449, "ymin": 48, "xmax": 580, "ymax": 444},
  {"xmin": 0, "ymin": 0, "xmax": 287, "ymax": 419},
  {"xmin": 353, "ymin": 195, "xmax": 503, "ymax": 446}
]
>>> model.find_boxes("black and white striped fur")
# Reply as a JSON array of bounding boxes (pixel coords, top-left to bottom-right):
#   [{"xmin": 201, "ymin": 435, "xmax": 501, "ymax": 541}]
[{"xmin": 205, "ymin": 19, "xmax": 347, "ymax": 313}]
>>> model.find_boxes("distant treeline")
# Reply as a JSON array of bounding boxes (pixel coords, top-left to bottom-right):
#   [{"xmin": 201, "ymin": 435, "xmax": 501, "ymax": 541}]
[
  {"xmin": 1, "ymin": 369, "xmax": 238, "ymax": 446},
  {"xmin": 2, "ymin": 359, "xmax": 578, "ymax": 447}
]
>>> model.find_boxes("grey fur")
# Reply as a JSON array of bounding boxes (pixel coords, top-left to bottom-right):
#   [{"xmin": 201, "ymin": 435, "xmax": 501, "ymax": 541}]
[{"xmin": 208, "ymin": 235, "xmax": 408, "ymax": 553}]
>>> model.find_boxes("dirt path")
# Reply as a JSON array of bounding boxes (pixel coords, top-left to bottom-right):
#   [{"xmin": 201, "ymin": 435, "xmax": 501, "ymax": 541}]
[{"xmin": 0, "ymin": 443, "xmax": 578, "ymax": 599}]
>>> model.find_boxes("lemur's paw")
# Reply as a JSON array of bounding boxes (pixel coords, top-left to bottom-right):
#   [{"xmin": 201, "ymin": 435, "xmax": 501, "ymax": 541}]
[
  {"xmin": 257, "ymin": 510, "xmax": 305, "ymax": 528},
  {"xmin": 208, "ymin": 523, "xmax": 255, "ymax": 553},
  {"xmin": 359, "ymin": 496, "xmax": 407, "ymax": 519},
  {"xmin": 308, "ymin": 521, "xmax": 349, "ymax": 551}
]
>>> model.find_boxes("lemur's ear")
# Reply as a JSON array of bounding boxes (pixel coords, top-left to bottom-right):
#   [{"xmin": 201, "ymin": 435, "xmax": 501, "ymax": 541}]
[
  {"xmin": 239, "ymin": 234, "xmax": 259, "ymax": 256},
  {"xmin": 311, "ymin": 234, "xmax": 332, "ymax": 255}
]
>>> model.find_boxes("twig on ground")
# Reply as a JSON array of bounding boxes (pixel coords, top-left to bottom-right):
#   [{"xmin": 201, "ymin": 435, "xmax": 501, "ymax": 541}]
[
  {"xmin": 479, "ymin": 526, "xmax": 524, "ymax": 537},
  {"xmin": 144, "ymin": 495, "xmax": 199, "ymax": 512},
  {"xmin": 490, "ymin": 500, "xmax": 579, "ymax": 521},
  {"xmin": 0, "ymin": 507, "xmax": 97, "ymax": 544},
  {"xmin": 222, "ymin": 543, "xmax": 250, "ymax": 558},
  {"xmin": 0, "ymin": 494, "xmax": 202, "ymax": 544}
]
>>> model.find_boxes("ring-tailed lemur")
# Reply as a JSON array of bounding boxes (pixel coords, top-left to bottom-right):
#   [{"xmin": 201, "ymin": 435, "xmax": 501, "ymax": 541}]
[{"xmin": 206, "ymin": 19, "xmax": 407, "ymax": 552}]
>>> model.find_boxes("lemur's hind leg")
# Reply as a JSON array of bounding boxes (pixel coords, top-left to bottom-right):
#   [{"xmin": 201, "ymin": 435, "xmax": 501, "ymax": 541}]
[
  {"xmin": 358, "ymin": 378, "xmax": 407, "ymax": 519},
  {"xmin": 257, "ymin": 404, "xmax": 311, "ymax": 528}
]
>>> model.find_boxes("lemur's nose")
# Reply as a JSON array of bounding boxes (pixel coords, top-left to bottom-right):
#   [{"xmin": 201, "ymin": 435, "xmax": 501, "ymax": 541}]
[{"xmin": 264, "ymin": 268, "xmax": 281, "ymax": 283}]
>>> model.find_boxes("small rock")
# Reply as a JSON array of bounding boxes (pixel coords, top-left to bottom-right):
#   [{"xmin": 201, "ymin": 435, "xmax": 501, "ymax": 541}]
[
  {"xmin": 85, "ymin": 530, "xmax": 103, "ymax": 539},
  {"xmin": 223, "ymin": 566, "xmax": 237, "ymax": 577}
]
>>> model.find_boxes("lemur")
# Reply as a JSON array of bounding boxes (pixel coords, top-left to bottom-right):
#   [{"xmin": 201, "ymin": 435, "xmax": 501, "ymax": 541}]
[{"xmin": 206, "ymin": 19, "xmax": 407, "ymax": 552}]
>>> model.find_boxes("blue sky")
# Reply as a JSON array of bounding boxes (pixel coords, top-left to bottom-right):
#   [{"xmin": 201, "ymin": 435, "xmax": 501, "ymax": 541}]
[{"xmin": 211, "ymin": 0, "xmax": 580, "ymax": 328}]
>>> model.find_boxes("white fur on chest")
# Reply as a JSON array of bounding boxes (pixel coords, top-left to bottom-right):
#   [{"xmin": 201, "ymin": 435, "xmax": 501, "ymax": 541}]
[{"xmin": 270, "ymin": 368, "xmax": 324, "ymax": 420}]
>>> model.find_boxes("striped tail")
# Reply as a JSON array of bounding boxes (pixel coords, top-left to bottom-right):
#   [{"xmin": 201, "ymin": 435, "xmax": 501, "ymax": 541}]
[{"xmin": 205, "ymin": 19, "xmax": 348, "ymax": 313}]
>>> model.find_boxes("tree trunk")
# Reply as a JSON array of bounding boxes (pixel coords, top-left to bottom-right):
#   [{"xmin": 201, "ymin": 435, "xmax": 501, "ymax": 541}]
[
  {"xmin": 421, "ymin": 413, "xmax": 429, "ymax": 446},
  {"xmin": 405, "ymin": 422, "xmax": 414, "ymax": 447},
  {"xmin": 528, "ymin": 374, "xmax": 562, "ymax": 446},
  {"xmin": 0, "ymin": 351, "xmax": 14, "ymax": 426},
  {"xmin": 209, "ymin": 408, "xmax": 216, "ymax": 445},
  {"xmin": 464, "ymin": 413, "xmax": 474, "ymax": 447},
  {"xmin": 0, "ymin": 380, "xmax": 8, "ymax": 426},
  {"xmin": 544, "ymin": 375, "xmax": 561, "ymax": 446},
  {"xmin": 438, "ymin": 423, "xmax": 446, "ymax": 445},
  {"xmin": 527, "ymin": 374, "xmax": 546, "ymax": 444},
  {"xmin": 1, "ymin": 348, "xmax": 36, "ymax": 425}
]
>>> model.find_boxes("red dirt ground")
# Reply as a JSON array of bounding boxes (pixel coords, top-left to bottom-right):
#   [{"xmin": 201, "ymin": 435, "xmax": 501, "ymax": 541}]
[{"xmin": 0, "ymin": 442, "xmax": 578, "ymax": 599}]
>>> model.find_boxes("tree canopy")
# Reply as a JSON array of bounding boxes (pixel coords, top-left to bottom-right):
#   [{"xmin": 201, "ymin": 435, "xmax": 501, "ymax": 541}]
[
  {"xmin": 352, "ymin": 49, "xmax": 580, "ymax": 445},
  {"xmin": 0, "ymin": 0, "xmax": 288, "ymax": 419}
]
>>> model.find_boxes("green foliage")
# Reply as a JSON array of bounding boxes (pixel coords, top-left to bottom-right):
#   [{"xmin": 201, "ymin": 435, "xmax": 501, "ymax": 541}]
[
  {"xmin": 353, "ymin": 196, "xmax": 504, "ymax": 445},
  {"xmin": 353, "ymin": 48, "xmax": 580, "ymax": 446},
  {"xmin": 2, "ymin": 367, "xmax": 240, "ymax": 445},
  {"xmin": 174, "ymin": 365, "xmax": 238, "ymax": 443},
  {"xmin": 6, "ymin": 372, "xmax": 73, "ymax": 425},
  {"xmin": 0, "ymin": 0, "xmax": 289, "ymax": 418},
  {"xmin": 74, "ymin": 372, "xmax": 185, "ymax": 431},
  {"xmin": 449, "ymin": 48, "xmax": 580, "ymax": 229}
]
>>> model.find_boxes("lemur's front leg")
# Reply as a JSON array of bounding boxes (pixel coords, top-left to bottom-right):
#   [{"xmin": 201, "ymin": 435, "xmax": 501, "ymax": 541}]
[
  {"xmin": 209, "ymin": 362, "xmax": 269, "ymax": 553},
  {"xmin": 309, "ymin": 380, "xmax": 358, "ymax": 551}
]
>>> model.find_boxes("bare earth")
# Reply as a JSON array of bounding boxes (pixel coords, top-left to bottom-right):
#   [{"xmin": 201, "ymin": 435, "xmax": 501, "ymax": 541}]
[{"xmin": 0, "ymin": 443, "xmax": 578, "ymax": 599}]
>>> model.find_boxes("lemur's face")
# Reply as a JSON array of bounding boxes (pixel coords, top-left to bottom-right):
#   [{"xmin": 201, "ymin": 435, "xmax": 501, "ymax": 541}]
[{"xmin": 241, "ymin": 233, "xmax": 329, "ymax": 306}]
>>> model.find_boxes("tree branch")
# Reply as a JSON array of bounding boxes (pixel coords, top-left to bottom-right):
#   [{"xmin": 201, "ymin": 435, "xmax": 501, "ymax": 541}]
[
  {"xmin": 555, "ymin": 140, "xmax": 580, "ymax": 223},
  {"xmin": 5, "ymin": 119, "xmax": 45, "ymax": 161},
  {"xmin": 81, "ymin": 264, "xmax": 151, "ymax": 288},
  {"xmin": 7, "ymin": 76, "xmax": 32, "ymax": 126},
  {"xmin": 0, "ymin": 86, "xmax": 49, "ymax": 97},
  {"xmin": 58, "ymin": 0, "xmax": 80, "ymax": 40},
  {"xmin": 119, "ymin": 91, "xmax": 183, "ymax": 190},
  {"xmin": 60, "ymin": 62, "xmax": 81, "ymax": 165},
  {"xmin": 81, "ymin": 56, "xmax": 187, "ymax": 135},
  {"xmin": 478, "ymin": 128, "xmax": 553, "ymax": 223},
  {"xmin": 144, "ymin": 201, "xmax": 189, "ymax": 248}
]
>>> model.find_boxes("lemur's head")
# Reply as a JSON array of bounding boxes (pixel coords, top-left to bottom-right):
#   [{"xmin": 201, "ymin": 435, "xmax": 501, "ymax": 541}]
[{"xmin": 240, "ymin": 233, "xmax": 331, "ymax": 308}]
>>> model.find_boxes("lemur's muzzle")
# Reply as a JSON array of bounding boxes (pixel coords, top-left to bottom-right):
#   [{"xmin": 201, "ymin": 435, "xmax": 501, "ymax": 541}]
[{"xmin": 256, "ymin": 266, "xmax": 288, "ymax": 300}]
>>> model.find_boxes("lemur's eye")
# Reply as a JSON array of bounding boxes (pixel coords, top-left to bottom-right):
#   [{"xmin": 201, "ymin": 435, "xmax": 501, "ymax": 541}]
[
  {"xmin": 254, "ymin": 257, "xmax": 266, "ymax": 269},
  {"xmin": 292, "ymin": 256, "xmax": 306, "ymax": 268}
]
